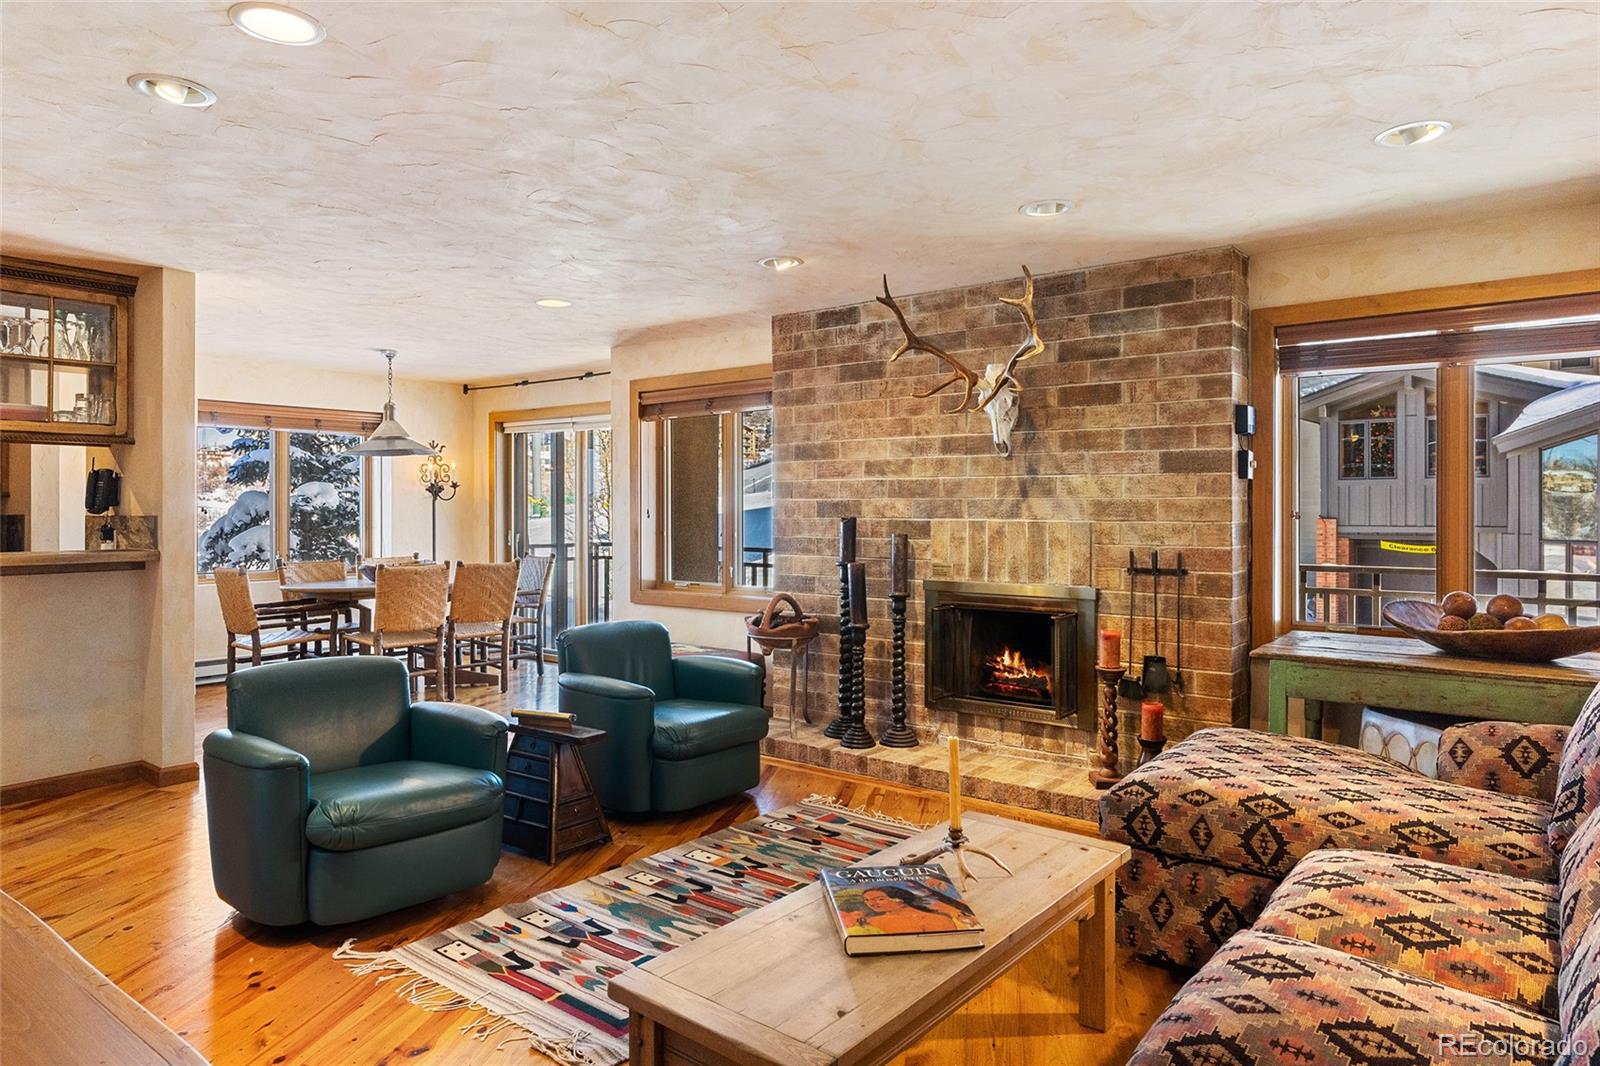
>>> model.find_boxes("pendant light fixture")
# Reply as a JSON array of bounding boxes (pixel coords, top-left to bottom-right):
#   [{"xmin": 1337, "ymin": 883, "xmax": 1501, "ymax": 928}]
[{"xmin": 349, "ymin": 349, "xmax": 436, "ymax": 456}]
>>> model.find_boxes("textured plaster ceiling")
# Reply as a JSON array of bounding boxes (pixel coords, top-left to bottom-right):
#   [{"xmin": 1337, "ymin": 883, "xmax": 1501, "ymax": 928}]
[{"xmin": 2, "ymin": 2, "xmax": 1597, "ymax": 382}]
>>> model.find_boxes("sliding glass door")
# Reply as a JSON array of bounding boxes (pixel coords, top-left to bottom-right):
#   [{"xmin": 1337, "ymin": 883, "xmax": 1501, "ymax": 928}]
[{"xmin": 505, "ymin": 418, "xmax": 612, "ymax": 648}]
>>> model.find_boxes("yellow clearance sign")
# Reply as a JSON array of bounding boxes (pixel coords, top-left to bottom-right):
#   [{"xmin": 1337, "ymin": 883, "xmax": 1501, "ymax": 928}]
[{"xmin": 1380, "ymin": 541, "xmax": 1437, "ymax": 555}]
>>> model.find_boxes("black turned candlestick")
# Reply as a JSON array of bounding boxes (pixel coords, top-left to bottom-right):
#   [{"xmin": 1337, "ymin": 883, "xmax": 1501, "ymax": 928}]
[
  {"xmin": 840, "ymin": 561, "xmax": 875, "ymax": 749},
  {"xmin": 880, "ymin": 592, "xmax": 917, "ymax": 747},
  {"xmin": 825, "ymin": 518, "xmax": 856, "ymax": 739},
  {"xmin": 1137, "ymin": 737, "xmax": 1168, "ymax": 767}
]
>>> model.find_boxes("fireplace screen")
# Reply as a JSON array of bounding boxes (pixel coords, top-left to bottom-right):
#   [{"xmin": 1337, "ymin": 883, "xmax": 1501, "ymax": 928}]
[{"xmin": 925, "ymin": 580, "xmax": 1096, "ymax": 728}]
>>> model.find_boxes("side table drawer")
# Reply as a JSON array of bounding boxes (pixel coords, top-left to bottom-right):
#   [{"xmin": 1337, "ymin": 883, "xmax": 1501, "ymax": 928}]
[{"xmin": 557, "ymin": 795, "xmax": 602, "ymax": 825}]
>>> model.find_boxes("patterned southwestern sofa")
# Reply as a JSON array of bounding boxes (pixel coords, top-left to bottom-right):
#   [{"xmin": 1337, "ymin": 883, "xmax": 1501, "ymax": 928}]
[{"xmin": 1106, "ymin": 681, "xmax": 1600, "ymax": 1065}]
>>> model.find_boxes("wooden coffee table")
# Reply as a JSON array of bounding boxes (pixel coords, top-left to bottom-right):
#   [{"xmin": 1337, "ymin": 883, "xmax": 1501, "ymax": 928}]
[{"xmin": 608, "ymin": 811, "xmax": 1129, "ymax": 1066}]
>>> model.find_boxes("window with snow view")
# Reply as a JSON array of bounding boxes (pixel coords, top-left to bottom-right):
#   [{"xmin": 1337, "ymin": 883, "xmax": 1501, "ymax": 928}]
[
  {"xmin": 197, "ymin": 424, "xmax": 274, "ymax": 573},
  {"xmin": 196, "ymin": 408, "xmax": 373, "ymax": 576}
]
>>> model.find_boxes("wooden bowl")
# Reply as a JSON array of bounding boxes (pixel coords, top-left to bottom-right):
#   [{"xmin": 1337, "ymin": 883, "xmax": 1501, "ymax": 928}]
[
  {"xmin": 1382, "ymin": 600, "xmax": 1600, "ymax": 663},
  {"xmin": 746, "ymin": 592, "xmax": 820, "ymax": 652}
]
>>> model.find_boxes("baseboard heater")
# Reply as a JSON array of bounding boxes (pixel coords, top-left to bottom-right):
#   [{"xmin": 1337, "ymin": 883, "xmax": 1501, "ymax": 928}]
[{"xmin": 194, "ymin": 657, "xmax": 228, "ymax": 686}]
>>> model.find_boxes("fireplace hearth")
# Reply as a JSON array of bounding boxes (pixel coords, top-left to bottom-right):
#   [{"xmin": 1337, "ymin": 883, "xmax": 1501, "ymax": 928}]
[{"xmin": 924, "ymin": 580, "xmax": 1097, "ymax": 729}]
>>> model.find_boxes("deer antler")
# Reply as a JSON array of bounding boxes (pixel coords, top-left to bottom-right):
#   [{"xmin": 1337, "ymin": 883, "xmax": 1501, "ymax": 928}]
[
  {"xmin": 972, "ymin": 266, "xmax": 1045, "ymax": 413},
  {"xmin": 877, "ymin": 275, "xmax": 981, "ymax": 413}
]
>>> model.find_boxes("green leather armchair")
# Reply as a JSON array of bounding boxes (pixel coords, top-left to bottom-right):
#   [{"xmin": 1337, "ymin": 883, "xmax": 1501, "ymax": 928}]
[
  {"xmin": 202, "ymin": 656, "xmax": 508, "ymax": 926},
  {"xmin": 557, "ymin": 620, "xmax": 768, "ymax": 814}
]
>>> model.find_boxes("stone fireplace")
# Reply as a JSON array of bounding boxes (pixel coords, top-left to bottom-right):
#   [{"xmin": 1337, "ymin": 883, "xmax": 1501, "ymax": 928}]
[
  {"xmin": 765, "ymin": 245, "xmax": 1251, "ymax": 770},
  {"xmin": 923, "ymin": 580, "xmax": 1096, "ymax": 728}
]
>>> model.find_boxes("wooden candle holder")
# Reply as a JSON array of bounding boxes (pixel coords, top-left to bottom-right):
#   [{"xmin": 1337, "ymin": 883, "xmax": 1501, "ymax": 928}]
[
  {"xmin": 824, "ymin": 559, "xmax": 851, "ymax": 739},
  {"xmin": 1090, "ymin": 664, "xmax": 1126, "ymax": 789},
  {"xmin": 879, "ymin": 592, "xmax": 917, "ymax": 747},
  {"xmin": 840, "ymin": 621, "xmax": 875, "ymax": 749}
]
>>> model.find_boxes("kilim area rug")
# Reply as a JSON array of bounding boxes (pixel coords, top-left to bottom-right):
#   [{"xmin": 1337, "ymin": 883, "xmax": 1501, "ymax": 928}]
[{"xmin": 335, "ymin": 796, "xmax": 921, "ymax": 1065}]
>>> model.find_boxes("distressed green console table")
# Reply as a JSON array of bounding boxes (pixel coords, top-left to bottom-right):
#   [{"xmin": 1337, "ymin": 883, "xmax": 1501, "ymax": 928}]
[{"xmin": 1253, "ymin": 631, "xmax": 1600, "ymax": 738}]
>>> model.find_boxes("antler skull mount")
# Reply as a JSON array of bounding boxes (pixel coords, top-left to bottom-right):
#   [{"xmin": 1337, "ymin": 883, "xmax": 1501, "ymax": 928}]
[{"xmin": 878, "ymin": 266, "xmax": 1045, "ymax": 457}]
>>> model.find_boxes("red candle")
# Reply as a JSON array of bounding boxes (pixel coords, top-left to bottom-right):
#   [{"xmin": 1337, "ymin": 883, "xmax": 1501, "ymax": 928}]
[
  {"xmin": 1140, "ymin": 700, "xmax": 1165, "ymax": 742},
  {"xmin": 1097, "ymin": 629, "xmax": 1121, "ymax": 669}
]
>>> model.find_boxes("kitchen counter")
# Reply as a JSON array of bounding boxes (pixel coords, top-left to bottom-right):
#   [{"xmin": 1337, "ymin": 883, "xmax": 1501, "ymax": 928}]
[{"xmin": 0, "ymin": 549, "xmax": 160, "ymax": 575}]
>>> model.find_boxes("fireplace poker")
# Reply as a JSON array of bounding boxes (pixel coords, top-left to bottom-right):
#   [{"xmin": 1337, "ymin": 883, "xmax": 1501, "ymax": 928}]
[
  {"xmin": 1118, "ymin": 550, "xmax": 1143, "ymax": 701},
  {"xmin": 1174, "ymin": 551, "xmax": 1185, "ymax": 691}
]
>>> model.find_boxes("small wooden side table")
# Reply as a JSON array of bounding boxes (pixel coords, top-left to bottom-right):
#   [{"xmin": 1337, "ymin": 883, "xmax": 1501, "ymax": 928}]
[
  {"xmin": 1252, "ymin": 631, "xmax": 1600, "ymax": 739},
  {"xmin": 501, "ymin": 720, "xmax": 613, "ymax": 863}
]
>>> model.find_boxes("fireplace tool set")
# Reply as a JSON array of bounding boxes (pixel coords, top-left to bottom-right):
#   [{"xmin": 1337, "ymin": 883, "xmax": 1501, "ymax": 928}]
[
  {"xmin": 1092, "ymin": 550, "xmax": 1187, "ymax": 789},
  {"xmin": 823, "ymin": 518, "xmax": 919, "ymax": 750},
  {"xmin": 1121, "ymin": 549, "xmax": 1187, "ymax": 698}
]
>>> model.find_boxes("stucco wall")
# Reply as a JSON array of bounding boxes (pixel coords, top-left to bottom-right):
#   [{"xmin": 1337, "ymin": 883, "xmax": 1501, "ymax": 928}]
[
  {"xmin": 1249, "ymin": 201, "xmax": 1600, "ymax": 308},
  {"xmin": 2, "ymin": 264, "xmax": 198, "ymax": 785}
]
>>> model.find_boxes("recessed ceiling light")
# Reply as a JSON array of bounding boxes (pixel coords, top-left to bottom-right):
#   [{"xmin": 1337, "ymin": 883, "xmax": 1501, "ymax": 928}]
[
  {"xmin": 228, "ymin": 2, "xmax": 325, "ymax": 45},
  {"xmin": 758, "ymin": 256, "xmax": 804, "ymax": 272},
  {"xmin": 127, "ymin": 74, "xmax": 216, "ymax": 108},
  {"xmin": 536, "ymin": 298, "xmax": 572, "ymax": 309},
  {"xmin": 1018, "ymin": 199, "xmax": 1074, "ymax": 218},
  {"xmin": 1374, "ymin": 120, "xmax": 1452, "ymax": 148}
]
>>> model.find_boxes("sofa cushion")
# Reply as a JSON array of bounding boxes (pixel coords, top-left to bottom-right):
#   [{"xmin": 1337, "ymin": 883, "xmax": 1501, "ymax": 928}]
[
  {"xmin": 1252, "ymin": 849, "xmax": 1559, "ymax": 1017},
  {"xmin": 1559, "ymin": 805, "xmax": 1600, "ymax": 963},
  {"xmin": 1562, "ymin": 916, "xmax": 1600, "ymax": 1037},
  {"xmin": 1102, "ymin": 727, "xmax": 1555, "ymax": 881},
  {"xmin": 306, "ymin": 761, "xmax": 503, "ymax": 851},
  {"xmin": 1127, "ymin": 929, "xmax": 1561, "ymax": 1066},
  {"xmin": 1116, "ymin": 849, "xmax": 1279, "ymax": 969},
  {"xmin": 1549, "ymin": 681, "xmax": 1600, "ymax": 855},
  {"xmin": 651, "ymin": 700, "xmax": 769, "ymax": 761},
  {"xmin": 1436, "ymin": 721, "xmax": 1570, "ymax": 803}
]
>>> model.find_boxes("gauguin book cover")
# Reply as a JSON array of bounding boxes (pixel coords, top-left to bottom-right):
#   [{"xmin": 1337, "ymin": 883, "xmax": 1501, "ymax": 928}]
[{"xmin": 820, "ymin": 864, "xmax": 983, "ymax": 955}]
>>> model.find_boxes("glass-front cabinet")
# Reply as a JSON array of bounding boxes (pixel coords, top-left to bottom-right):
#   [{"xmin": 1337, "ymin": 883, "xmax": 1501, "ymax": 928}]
[{"xmin": 0, "ymin": 257, "xmax": 135, "ymax": 443}]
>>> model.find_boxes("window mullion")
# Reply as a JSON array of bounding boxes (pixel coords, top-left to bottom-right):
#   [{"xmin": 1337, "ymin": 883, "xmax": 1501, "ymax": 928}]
[
  {"xmin": 722, "ymin": 411, "xmax": 738, "ymax": 594},
  {"xmin": 1436, "ymin": 363, "xmax": 1474, "ymax": 594},
  {"xmin": 273, "ymin": 430, "xmax": 290, "ymax": 566}
]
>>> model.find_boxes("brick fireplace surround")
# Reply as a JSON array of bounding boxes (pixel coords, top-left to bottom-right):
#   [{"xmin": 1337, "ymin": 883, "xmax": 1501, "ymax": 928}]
[{"xmin": 764, "ymin": 246, "xmax": 1250, "ymax": 784}]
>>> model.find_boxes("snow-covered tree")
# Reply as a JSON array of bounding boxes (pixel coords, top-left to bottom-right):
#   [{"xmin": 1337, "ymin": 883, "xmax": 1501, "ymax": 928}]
[
  {"xmin": 286, "ymin": 431, "xmax": 362, "ymax": 564},
  {"xmin": 197, "ymin": 428, "xmax": 363, "ymax": 572}
]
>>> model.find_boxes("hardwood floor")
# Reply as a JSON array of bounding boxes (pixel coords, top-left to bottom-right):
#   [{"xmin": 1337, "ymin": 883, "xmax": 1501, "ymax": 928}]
[{"xmin": 1, "ymin": 672, "xmax": 1179, "ymax": 1065}]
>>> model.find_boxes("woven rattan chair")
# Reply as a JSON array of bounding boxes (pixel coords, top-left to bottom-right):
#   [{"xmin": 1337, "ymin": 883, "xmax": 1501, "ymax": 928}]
[
  {"xmin": 344, "ymin": 562, "xmax": 449, "ymax": 699},
  {"xmin": 277, "ymin": 558, "xmax": 347, "ymax": 584},
  {"xmin": 215, "ymin": 567, "xmax": 335, "ymax": 674},
  {"xmin": 275, "ymin": 558, "xmax": 356, "ymax": 644},
  {"xmin": 445, "ymin": 561, "xmax": 519, "ymax": 699},
  {"xmin": 509, "ymin": 553, "xmax": 555, "ymax": 676},
  {"xmin": 362, "ymin": 553, "xmax": 422, "ymax": 569}
]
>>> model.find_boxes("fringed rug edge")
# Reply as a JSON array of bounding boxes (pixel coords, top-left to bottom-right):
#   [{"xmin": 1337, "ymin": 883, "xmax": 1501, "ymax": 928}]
[{"xmin": 331, "ymin": 796, "xmax": 930, "ymax": 1063}]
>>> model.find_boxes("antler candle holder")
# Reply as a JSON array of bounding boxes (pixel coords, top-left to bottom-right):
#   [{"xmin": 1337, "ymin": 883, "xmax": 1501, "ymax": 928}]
[{"xmin": 905, "ymin": 738, "xmax": 1012, "ymax": 884}]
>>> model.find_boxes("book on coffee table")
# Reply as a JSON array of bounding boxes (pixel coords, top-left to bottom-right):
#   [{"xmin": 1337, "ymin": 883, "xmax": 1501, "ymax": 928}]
[{"xmin": 821, "ymin": 864, "xmax": 983, "ymax": 956}]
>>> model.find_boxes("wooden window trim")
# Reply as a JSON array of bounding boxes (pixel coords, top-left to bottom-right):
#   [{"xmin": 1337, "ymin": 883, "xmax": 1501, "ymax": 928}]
[
  {"xmin": 196, "ymin": 400, "xmax": 379, "ymax": 582},
  {"xmin": 488, "ymin": 402, "xmax": 611, "ymax": 563},
  {"xmin": 630, "ymin": 365, "xmax": 773, "ymax": 613},
  {"xmin": 1248, "ymin": 268, "xmax": 1600, "ymax": 648}
]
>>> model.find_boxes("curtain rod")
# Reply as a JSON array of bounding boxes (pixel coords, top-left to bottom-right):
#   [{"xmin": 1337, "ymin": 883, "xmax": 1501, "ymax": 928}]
[{"xmin": 461, "ymin": 369, "xmax": 611, "ymax": 395}]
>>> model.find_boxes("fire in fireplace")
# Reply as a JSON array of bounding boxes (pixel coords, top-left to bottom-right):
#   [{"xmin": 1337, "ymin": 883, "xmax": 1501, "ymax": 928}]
[
  {"xmin": 982, "ymin": 646, "xmax": 1052, "ymax": 704},
  {"xmin": 924, "ymin": 580, "xmax": 1097, "ymax": 728}
]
